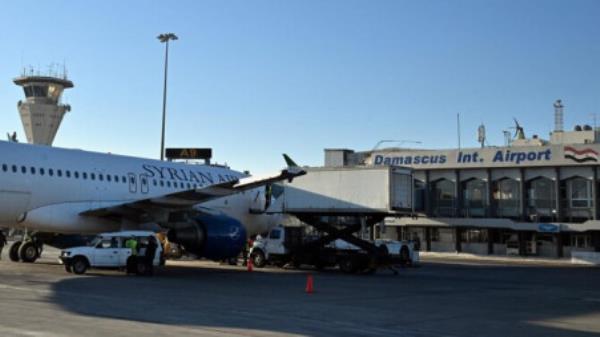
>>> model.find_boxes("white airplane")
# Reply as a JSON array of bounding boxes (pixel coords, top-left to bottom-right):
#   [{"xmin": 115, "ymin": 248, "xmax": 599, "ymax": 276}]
[{"xmin": 0, "ymin": 140, "xmax": 304, "ymax": 263}]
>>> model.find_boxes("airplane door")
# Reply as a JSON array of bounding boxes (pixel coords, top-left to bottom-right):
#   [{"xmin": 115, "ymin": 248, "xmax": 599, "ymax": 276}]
[
  {"xmin": 128, "ymin": 173, "xmax": 137, "ymax": 193},
  {"xmin": 140, "ymin": 174, "xmax": 149, "ymax": 194}
]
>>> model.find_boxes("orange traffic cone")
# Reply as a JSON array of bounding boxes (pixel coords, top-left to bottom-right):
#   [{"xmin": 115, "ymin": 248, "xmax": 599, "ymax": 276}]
[
  {"xmin": 247, "ymin": 257, "xmax": 253, "ymax": 272},
  {"xmin": 305, "ymin": 274, "xmax": 314, "ymax": 294}
]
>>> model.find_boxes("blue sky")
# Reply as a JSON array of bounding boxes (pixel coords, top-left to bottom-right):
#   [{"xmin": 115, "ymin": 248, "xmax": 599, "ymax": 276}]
[{"xmin": 0, "ymin": 1, "xmax": 599, "ymax": 173}]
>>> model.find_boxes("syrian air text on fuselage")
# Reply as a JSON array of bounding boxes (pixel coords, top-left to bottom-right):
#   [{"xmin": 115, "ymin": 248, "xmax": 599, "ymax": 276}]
[{"xmin": 142, "ymin": 163, "xmax": 240, "ymax": 185}]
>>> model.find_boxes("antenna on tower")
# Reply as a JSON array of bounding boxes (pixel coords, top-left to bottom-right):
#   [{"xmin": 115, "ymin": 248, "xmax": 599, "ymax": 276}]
[{"xmin": 554, "ymin": 99, "xmax": 564, "ymax": 132}]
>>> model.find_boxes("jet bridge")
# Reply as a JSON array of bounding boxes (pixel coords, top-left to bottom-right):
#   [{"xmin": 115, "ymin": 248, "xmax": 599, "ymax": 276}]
[{"xmin": 267, "ymin": 166, "xmax": 414, "ymax": 271}]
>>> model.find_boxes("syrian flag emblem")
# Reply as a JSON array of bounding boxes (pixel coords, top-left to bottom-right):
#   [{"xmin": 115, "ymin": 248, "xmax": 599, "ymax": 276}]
[{"xmin": 564, "ymin": 146, "xmax": 599, "ymax": 163}]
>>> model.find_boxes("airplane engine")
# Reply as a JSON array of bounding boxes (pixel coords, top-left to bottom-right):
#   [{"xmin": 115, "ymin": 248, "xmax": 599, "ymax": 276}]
[{"xmin": 167, "ymin": 214, "xmax": 247, "ymax": 260}]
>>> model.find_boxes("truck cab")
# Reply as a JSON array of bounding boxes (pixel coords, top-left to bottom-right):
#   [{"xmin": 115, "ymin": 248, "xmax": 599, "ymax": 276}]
[{"xmin": 59, "ymin": 231, "xmax": 163, "ymax": 275}]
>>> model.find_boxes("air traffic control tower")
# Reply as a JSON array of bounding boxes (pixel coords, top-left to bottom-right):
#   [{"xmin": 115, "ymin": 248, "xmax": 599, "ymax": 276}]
[{"xmin": 13, "ymin": 71, "xmax": 73, "ymax": 145}]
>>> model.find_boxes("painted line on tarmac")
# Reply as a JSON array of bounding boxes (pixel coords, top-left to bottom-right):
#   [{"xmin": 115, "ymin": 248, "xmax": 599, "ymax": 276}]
[{"xmin": 0, "ymin": 324, "xmax": 68, "ymax": 337}]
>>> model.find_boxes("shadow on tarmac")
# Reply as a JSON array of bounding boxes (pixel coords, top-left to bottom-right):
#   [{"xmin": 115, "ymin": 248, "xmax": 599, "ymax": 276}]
[{"xmin": 46, "ymin": 261, "xmax": 600, "ymax": 337}]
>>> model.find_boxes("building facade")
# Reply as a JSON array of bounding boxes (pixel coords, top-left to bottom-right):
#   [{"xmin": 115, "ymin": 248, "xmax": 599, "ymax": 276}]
[{"xmin": 325, "ymin": 130, "xmax": 600, "ymax": 258}]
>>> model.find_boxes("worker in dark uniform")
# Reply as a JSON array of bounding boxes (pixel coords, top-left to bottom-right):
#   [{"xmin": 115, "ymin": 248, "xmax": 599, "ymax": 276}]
[
  {"xmin": 0, "ymin": 230, "xmax": 6, "ymax": 260},
  {"xmin": 144, "ymin": 235, "xmax": 158, "ymax": 276}
]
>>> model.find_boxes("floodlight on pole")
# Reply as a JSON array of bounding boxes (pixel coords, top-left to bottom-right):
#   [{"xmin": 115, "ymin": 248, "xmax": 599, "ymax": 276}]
[{"xmin": 157, "ymin": 33, "xmax": 178, "ymax": 161}]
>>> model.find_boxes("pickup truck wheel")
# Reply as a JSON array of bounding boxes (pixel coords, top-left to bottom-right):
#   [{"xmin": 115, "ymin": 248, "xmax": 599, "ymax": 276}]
[
  {"xmin": 251, "ymin": 250, "xmax": 266, "ymax": 268},
  {"xmin": 72, "ymin": 257, "xmax": 88, "ymax": 275},
  {"xmin": 339, "ymin": 258, "xmax": 357, "ymax": 274},
  {"xmin": 9, "ymin": 241, "xmax": 21, "ymax": 262},
  {"xmin": 135, "ymin": 261, "xmax": 149, "ymax": 276}
]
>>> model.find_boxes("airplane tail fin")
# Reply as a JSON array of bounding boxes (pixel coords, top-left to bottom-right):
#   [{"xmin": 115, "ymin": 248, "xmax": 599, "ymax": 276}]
[{"xmin": 283, "ymin": 154, "xmax": 299, "ymax": 168}]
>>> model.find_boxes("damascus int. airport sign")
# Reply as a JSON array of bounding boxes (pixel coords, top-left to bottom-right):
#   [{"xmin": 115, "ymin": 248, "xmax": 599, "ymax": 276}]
[{"xmin": 370, "ymin": 145, "xmax": 599, "ymax": 169}]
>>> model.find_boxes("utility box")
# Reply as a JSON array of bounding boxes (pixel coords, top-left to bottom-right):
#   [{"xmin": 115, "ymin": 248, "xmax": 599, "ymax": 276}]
[{"xmin": 271, "ymin": 166, "xmax": 412, "ymax": 214}]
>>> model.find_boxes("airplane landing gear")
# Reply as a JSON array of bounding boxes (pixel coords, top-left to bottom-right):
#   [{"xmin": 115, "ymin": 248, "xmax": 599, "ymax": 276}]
[
  {"xmin": 8, "ymin": 236, "xmax": 43, "ymax": 263},
  {"xmin": 9, "ymin": 241, "xmax": 21, "ymax": 262},
  {"xmin": 19, "ymin": 241, "xmax": 41, "ymax": 263}
]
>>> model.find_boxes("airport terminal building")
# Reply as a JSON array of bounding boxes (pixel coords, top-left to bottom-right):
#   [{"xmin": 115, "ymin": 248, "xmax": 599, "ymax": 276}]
[{"xmin": 325, "ymin": 126, "xmax": 600, "ymax": 258}]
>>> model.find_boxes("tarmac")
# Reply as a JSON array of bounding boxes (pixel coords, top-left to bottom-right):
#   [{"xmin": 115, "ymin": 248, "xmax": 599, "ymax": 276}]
[{"xmin": 0, "ymin": 247, "xmax": 599, "ymax": 337}]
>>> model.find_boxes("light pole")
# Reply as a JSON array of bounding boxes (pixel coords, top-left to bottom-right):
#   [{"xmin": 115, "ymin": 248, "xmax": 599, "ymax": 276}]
[{"xmin": 157, "ymin": 33, "xmax": 178, "ymax": 161}]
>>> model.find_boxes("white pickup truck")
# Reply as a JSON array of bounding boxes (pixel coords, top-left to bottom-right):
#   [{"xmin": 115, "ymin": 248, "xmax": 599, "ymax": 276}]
[{"xmin": 59, "ymin": 231, "xmax": 163, "ymax": 275}]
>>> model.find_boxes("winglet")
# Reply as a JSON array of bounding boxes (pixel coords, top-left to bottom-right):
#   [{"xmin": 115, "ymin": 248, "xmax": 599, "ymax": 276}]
[{"xmin": 283, "ymin": 154, "xmax": 299, "ymax": 168}]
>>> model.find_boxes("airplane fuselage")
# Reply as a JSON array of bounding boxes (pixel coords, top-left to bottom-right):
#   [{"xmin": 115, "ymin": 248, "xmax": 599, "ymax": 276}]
[{"xmin": 0, "ymin": 141, "xmax": 277, "ymax": 235}]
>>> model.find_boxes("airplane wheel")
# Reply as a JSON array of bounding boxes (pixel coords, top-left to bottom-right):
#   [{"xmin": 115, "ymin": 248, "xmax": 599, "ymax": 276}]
[
  {"xmin": 20, "ymin": 242, "xmax": 39, "ymax": 263},
  {"xmin": 9, "ymin": 241, "xmax": 21, "ymax": 262}
]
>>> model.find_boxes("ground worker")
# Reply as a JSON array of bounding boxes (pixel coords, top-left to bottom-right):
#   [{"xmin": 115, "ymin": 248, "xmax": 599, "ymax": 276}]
[
  {"xmin": 144, "ymin": 235, "xmax": 158, "ymax": 275},
  {"xmin": 125, "ymin": 236, "xmax": 138, "ymax": 274},
  {"xmin": 0, "ymin": 230, "xmax": 6, "ymax": 260}
]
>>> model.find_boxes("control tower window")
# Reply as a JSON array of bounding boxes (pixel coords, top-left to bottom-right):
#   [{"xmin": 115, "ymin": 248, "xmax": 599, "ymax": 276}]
[{"xmin": 24, "ymin": 85, "xmax": 49, "ymax": 98}]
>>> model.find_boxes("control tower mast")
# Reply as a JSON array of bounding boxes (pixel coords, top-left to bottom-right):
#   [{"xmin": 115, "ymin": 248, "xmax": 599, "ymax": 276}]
[{"xmin": 13, "ymin": 69, "xmax": 73, "ymax": 145}]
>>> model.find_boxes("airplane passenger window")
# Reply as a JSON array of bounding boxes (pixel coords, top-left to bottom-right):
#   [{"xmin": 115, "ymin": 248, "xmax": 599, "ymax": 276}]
[
  {"xmin": 99, "ymin": 174, "xmax": 103, "ymax": 181},
  {"xmin": 160, "ymin": 180, "xmax": 164, "ymax": 187},
  {"xmin": 30, "ymin": 167, "xmax": 35, "ymax": 174},
  {"xmin": 74, "ymin": 171, "xmax": 79, "ymax": 179},
  {"xmin": 21, "ymin": 166, "xmax": 26, "ymax": 174},
  {"xmin": 66, "ymin": 171, "xmax": 71, "ymax": 178},
  {"xmin": 167, "ymin": 181, "xmax": 171, "ymax": 187},
  {"xmin": 193, "ymin": 184, "xmax": 197, "ymax": 189},
  {"xmin": 2, "ymin": 164, "xmax": 6, "ymax": 172},
  {"xmin": 40, "ymin": 168, "xmax": 45, "ymax": 175},
  {"xmin": 57, "ymin": 170, "xmax": 62, "ymax": 177},
  {"xmin": 187, "ymin": 183, "xmax": 191, "ymax": 189},
  {"xmin": 49, "ymin": 169, "xmax": 54, "ymax": 176},
  {"xmin": 141, "ymin": 177, "xmax": 147, "ymax": 185},
  {"xmin": 12, "ymin": 165, "xmax": 17, "ymax": 173},
  {"xmin": 82, "ymin": 172, "xmax": 87, "ymax": 179},
  {"xmin": 114, "ymin": 175, "xmax": 119, "ymax": 182},
  {"xmin": 153, "ymin": 179, "xmax": 157, "ymax": 186},
  {"xmin": 90, "ymin": 173, "xmax": 95, "ymax": 180},
  {"xmin": 107, "ymin": 175, "xmax": 111, "ymax": 182},
  {"xmin": 173, "ymin": 182, "xmax": 178, "ymax": 188},
  {"xmin": 121, "ymin": 176, "xmax": 126, "ymax": 183}
]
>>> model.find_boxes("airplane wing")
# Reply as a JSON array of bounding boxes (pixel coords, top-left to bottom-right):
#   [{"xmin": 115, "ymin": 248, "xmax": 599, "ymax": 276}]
[{"xmin": 80, "ymin": 166, "xmax": 305, "ymax": 219}]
